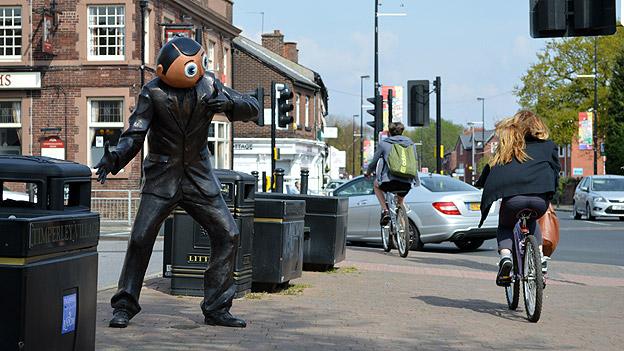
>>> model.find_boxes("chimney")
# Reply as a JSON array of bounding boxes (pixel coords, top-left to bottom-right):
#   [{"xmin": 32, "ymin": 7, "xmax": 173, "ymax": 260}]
[
  {"xmin": 283, "ymin": 42, "xmax": 299, "ymax": 63},
  {"xmin": 261, "ymin": 30, "xmax": 284, "ymax": 56}
]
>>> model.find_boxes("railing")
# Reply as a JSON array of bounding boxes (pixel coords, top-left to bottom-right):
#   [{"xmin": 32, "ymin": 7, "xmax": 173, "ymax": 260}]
[{"xmin": 91, "ymin": 190, "xmax": 141, "ymax": 225}]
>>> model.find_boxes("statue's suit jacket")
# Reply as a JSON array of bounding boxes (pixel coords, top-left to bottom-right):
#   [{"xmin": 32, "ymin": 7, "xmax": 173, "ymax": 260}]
[{"xmin": 111, "ymin": 73, "xmax": 259, "ymax": 199}]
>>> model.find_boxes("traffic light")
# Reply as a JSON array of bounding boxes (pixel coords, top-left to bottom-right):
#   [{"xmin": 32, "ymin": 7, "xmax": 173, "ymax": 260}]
[
  {"xmin": 275, "ymin": 83, "xmax": 294, "ymax": 128},
  {"xmin": 530, "ymin": 0, "xmax": 616, "ymax": 38},
  {"xmin": 366, "ymin": 96, "xmax": 382, "ymax": 132},
  {"xmin": 248, "ymin": 87, "xmax": 264, "ymax": 126},
  {"xmin": 407, "ymin": 80, "xmax": 429, "ymax": 127}
]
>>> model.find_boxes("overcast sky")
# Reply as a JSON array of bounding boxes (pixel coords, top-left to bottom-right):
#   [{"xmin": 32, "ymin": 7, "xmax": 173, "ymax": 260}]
[{"xmin": 232, "ymin": 1, "xmax": 557, "ymax": 130}]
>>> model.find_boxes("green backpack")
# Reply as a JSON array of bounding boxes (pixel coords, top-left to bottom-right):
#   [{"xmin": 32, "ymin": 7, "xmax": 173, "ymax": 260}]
[{"xmin": 388, "ymin": 143, "xmax": 417, "ymax": 178}]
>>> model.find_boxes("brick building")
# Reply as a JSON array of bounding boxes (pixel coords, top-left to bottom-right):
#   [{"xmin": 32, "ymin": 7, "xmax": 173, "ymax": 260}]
[
  {"xmin": 231, "ymin": 30, "xmax": 329, "ymax": 192},
  {"xmin": 444, "ymin": 128, "xmax": 497, "ymax": 184},
  {"xmin": 0, "ymin": 0, "xmax": 238, "ymax": 193}
]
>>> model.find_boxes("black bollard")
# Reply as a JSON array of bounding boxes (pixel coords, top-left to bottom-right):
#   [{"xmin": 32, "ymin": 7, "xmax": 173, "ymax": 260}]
[
  {"xmin": 300, "ymin": 168, "xmax": 309, "ymax": 194},
  {"xmin": 262, "ymin": 171, "xmax": 267, "ymax": 192},
  {"xmin": 251, "ymin": 171, "xmax": 259, "ymax": 191},
  {"xmin": 274, "ymin": 168, "xmax": 284, "ymax": 193}
]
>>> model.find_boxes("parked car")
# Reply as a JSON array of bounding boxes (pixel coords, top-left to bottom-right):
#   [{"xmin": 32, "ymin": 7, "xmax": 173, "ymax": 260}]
[
  {"xmin": 332, "ymin": 174, "xmax": 499, "ymax": 251},
  {"xmin": 573, "ymin": 175, "xmax": 624, "ymax": 221},
  {"xmin": 322, "ymin": 179, "xmax": 347, "ymax": 195}
]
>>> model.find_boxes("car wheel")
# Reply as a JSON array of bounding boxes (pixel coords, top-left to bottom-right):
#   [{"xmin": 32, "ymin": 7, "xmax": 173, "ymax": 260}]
[
  {"xmin": 454, "ymin": 239, "xmax": 485, "ymax": 251},
  {"xmin": 409, "ymin": 221, "xmax": 424, "ymax": 251},
  {"xmin": 586, "ymin": 203, "xmax": 596, "ymax": 221},
  {"xmin": 573, "ymin": 202, "xmax": 582, "ymax": 220}
]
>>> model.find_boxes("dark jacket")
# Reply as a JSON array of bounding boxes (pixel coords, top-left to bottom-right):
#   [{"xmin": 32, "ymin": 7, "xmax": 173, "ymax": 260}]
[
  {"xmin": 476, "ymin": 138, "xmax": 560, "ymax": 227},
  {"xmin": 111, "ymin": 73, "xmax": 259, "ymax": 198},
  {"xmin": 366, "ymin": 135, "xmax": 420, "ymax": 186}
]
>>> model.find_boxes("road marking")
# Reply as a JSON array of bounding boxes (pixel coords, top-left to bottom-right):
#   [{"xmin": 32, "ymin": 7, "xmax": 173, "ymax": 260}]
[{"xmin": 582, "ymin": 221, "xmax": 611, "ymax": 226}]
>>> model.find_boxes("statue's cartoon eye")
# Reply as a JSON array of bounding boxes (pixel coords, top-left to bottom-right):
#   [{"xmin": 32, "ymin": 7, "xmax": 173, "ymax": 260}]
[
  {"xmin": 184, "ymin": 62, "xmax": 198, "ymax": 78},
  {"xmin": 202, "ymin": 54, "xmax": 209, "ymax": 70}
]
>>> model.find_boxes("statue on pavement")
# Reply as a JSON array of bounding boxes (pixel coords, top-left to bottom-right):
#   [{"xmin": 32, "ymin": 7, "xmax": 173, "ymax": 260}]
[{"xmin": 95, "ymin": 36, "xmax": 259, "ymax": 328}]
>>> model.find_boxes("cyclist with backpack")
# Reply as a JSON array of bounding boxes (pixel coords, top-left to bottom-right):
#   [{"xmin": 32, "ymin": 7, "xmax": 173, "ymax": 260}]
[{"xmin": 364, "ymin": 122, "xmax": 419, "ymax": 225}]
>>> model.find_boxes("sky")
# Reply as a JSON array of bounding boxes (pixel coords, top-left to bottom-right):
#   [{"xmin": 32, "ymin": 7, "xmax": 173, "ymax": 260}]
[{"xmin": 231, "ymin": 1, "xmax": 574, "ymax": 130}]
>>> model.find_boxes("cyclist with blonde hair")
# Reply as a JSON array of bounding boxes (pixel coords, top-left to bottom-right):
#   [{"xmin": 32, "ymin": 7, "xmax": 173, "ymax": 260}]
[{"xmin": 476, "ymin": 110, "xmax": 560, "ymax": 286}]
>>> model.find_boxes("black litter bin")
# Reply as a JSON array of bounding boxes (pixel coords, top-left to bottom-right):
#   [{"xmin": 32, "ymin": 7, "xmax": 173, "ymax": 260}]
[
  {"xmin": 256, "ymin": 193, "xmax": 348, "ymax": 270},
  {"xmin": 252, "ymin": 198, "xmax": 305, "ymax": 286},
  {"xmin": 0, "ymin": 156, "xmax": 100, "ymax": 351},
  {"xmin": 163, "ymin": 170, "xmax": 256, "ymax": 298}
]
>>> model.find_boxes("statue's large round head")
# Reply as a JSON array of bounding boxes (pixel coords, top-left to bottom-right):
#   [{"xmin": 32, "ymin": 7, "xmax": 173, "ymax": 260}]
[{"xmin": 156, "ymin": 37, "xmax": 208, "ymax": 88}]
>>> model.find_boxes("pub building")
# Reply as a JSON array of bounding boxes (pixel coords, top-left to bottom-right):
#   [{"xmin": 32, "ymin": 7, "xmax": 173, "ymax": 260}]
[{"xmin": 0, "ymin": 0, "xmax": 239, "ymax": 195}]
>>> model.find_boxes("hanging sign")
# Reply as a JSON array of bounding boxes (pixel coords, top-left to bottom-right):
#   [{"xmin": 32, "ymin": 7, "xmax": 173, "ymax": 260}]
[{"xmin": 41, "ymin": 136, "xmax": 65, "ymax": 160}]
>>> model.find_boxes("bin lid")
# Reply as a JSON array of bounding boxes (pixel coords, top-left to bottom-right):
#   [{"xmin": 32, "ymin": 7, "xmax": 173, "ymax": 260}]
[
  {"xmin": 256, "ymin": 193, "xmax": 348, "ymax": 214},
  {"xmin": 214, "ymin": 169, "xmax": 256, "ymax": 183},
  {"xmin": 0, "ymin": 156, "xmax": 92, "ymax": 179}
]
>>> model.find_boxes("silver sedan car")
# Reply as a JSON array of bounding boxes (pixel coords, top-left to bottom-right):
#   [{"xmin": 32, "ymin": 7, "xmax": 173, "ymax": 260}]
[
  {"xmin": 332, "ymin": 174, "xmax": 499, "ymax": 251},
  {"xmin": 573, "ymin": 175, "xmax": 624, "ymax": 221}
]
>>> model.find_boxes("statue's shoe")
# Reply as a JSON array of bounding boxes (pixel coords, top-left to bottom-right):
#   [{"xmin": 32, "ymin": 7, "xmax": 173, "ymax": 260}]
[
  {"xmin": 204, "ymin": 311, "xmax": 246, "ymax": 328},
  {"xmin": 109, "ymin": 309, "xmax": 130, "ymax": 328}
]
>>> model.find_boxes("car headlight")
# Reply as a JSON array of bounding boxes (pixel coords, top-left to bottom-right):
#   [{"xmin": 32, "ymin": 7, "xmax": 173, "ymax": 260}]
[{"xmin": 594, "ymin": 196, "xmax": 607, "ymax": 203}]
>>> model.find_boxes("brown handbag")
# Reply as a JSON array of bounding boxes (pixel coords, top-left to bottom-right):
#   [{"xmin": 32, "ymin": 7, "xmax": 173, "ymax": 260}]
[{"xmin": 538, "ymin": 204, "xmax": 560, "ymax": 257}]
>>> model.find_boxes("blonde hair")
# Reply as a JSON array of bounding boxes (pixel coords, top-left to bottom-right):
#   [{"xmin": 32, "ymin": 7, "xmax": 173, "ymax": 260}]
[
  {"xmin": 513, "ymin": 110, "xmax": 549, "ymax": 140},
  {"xmin": 489, "ymin": 110, "xmax": 549, "ymax": 166}
]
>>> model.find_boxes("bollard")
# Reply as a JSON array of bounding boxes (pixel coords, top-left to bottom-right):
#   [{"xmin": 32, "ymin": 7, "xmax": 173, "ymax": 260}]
[
  {"xmin": 262, "ymin": 171, "xmax": 267, "ymax": 192},
  {"xmin": 300, "ymin": 168, "xmax": 309, "ymax": 194},
  {"xmin": 274, "ymin": 168, "xmax": 284, "ymax": 193},
  {"xmin": 251, "ymin": 171, "xmax": 259, "ymax": 191}
]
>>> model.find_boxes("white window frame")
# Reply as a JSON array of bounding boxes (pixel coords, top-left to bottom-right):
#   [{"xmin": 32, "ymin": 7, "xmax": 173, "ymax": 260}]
[
  {"xmin": 87, "ymin": 98, "xmax": 125, "ymax": 168},
  {"xmin": 208, "ymin": 121, "xmax": 230, "ymax": 169},
  {"xmin": 295, "ymin": 93, "xmax": 301, "ymax": 128},
  {"xmin": 0, "ymin": 7, "xmax": 22, "ymax": 61},
  {"xmin": 207, "ymin": 40, "xmax": 215, "ymax": 71},
  {"xmin": 143, "ymin": 8, "xmax": 150, "ymax": 65},
  {"xmin": 222, "ymin": 47, "xmax": 228, "ymax": 81},
  {"xmin": 87, "ymin": 5, "xmax": 126, "ymax": 61},
  {"xmin": 304, "ymin": 96, "xmax": 310, "ymax": 129},
  {"xmin": 0, "ymin": 100, "xmax": 22, "ymax": 156}
]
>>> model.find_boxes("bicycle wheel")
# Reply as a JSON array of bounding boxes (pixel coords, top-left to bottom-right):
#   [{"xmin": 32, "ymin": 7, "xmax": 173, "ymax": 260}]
[
  {"xmin": 522, "ymin": 234, "xmax": 543, "ymax": 322},
  {"xmin": 381, "ymin": 225, "xmax": 392, "ymax": 252},
  {"xmin": 505, "ymin": 248, "xmax": 520, "ymax": 310},
  {"xmin": 396, "ymin": 205, "xmax": 410, "ymax": 258}
]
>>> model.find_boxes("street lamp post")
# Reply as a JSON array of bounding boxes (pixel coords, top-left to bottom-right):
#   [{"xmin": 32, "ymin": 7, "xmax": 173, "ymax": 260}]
[
  {"xmin": 477, "ymin": 97, "xmax": 485, "ymax": 148},
  {"xmin": 467, "ymin": 121, "xmax": 483, "ymax": 185},
  {"xmin": 593, "ymin": 37, "xmax": 598, "ymax": 175},
  {"xmin": 360, "ymin": 75, "xmax": 370, "ymax": 174},
  {"xmin": 353, "ymin": 114, "xmax": 358, "ymax": 176}
]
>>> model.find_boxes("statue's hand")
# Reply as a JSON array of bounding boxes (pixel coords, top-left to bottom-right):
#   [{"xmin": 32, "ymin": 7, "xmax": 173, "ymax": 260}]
[
  {"xmin": 204, "ymin": 93, "xmax": 233, "ymax": 113},
  {"xmin": 94, "ymin": 141, "xmax": 115, "ymax": 184}
]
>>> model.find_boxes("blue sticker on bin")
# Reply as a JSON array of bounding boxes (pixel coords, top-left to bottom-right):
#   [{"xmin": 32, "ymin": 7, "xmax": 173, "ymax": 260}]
[{"xmin": 62, "ymin": 293, "xmax": 77, "ymax": 334}]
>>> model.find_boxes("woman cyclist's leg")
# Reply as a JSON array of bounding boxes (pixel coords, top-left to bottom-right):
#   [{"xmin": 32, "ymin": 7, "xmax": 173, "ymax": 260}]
[{"xmin": 496, "ymin": 198, "xmax": 518, "ymax": 286}]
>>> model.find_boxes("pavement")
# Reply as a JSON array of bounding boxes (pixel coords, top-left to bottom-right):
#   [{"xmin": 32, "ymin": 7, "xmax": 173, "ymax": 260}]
[{"xmin": 95, "ymin": 243, "xmax": 624, "ymax": 350}]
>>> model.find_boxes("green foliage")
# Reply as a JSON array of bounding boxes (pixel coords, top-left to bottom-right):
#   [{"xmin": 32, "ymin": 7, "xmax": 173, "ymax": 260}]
[
  {"xmin": 403, "ymin": 119, "xmax": 464, "ymax": 171},
  {"xmin": 606, "ymin": 49, "xmax": 624, "ymax": 175},
  {"xmin": 325, "ymin": 115, "xmax": 366, "ymax": 175},
  {"xmin": 515, "ymin": 28, "xmax": 624, "ymax": 146},
  {"xmin": 477, "ymin": 154, "xmax": 491, "ymax": 174}
]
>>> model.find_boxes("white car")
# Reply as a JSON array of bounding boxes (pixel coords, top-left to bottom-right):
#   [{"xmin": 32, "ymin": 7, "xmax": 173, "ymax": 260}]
[
  {"xmin": 573, "ymin": 175, "xmax": 624, "ymax": 221},
  {"xmin": 333, "ymin": 174, "xmax": 499, "ymax": 251}
]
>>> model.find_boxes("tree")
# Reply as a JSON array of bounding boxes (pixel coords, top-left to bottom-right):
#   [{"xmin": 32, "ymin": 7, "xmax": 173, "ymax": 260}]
[
  {"xmin": 515, "ymin": 28, "xmax": 624, "ymax": 146},
  {"xmin": 606, "ymin": 50, "xmax": 624, "ymax": 175},
  {"xmin": 403, "ymin": 119, "xmax": 464, "ymax": 171},
  {"xmin": 324, "ymin": 115, "xmax": 365, "ymax": 176}
]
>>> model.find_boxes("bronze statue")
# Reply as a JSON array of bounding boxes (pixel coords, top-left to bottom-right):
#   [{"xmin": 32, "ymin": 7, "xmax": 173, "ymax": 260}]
[{"xmin": 95, "ymin": 37, "xmax": 259, "ymax": 328}]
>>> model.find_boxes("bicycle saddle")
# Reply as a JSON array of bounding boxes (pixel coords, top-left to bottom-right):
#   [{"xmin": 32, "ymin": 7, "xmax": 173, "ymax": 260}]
[{"xmin": 516, "ymin": 208, "xmax": 539, "ymax": 219}]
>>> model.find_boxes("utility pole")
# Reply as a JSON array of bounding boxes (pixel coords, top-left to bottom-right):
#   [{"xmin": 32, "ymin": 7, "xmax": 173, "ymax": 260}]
[
  {"xmin": 435, "ymin": 76, "xmax": 442, "ymax": 174},
  {"xmin": 477, "ymin": 97, "xmax": 485, "ymax": 150},
  {"xmin": 373, "ymin": 0, "xmax": 380, "ymax": 150},
  {"xmin": 593, "ymin": 37, "xmax": 598, "ymax": 175},
  {"xmin": 360, "ymin": 75, "xmax": 369, "ymax": 174},
  {"xmin": 353, "ymin": 115, "xmax": 357, "ymax": 176}
]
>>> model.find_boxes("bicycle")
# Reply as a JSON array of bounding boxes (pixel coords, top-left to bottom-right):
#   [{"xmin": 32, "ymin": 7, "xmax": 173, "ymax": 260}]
[
  {"xmin": 504, "ymin": 209, "xmax": 545, "ymax": 323},
  {"xmin": 381, "ymin": 191, "xmax": 410, "ymax": 258}
]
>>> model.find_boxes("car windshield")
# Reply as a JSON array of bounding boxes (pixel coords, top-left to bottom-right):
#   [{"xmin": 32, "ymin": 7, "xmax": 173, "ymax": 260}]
[
  {"xmin": 592, "ymin": 178, "xmax": 624, "ymax": 191},
  {"xmin": 420, "ymin": 176, "xmax": 477, "ymax": 192}
]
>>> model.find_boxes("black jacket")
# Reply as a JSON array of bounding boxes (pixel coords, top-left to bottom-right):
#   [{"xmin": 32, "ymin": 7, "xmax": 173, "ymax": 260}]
[
  {"xmin": 476, "ymin": 138, "xmax": 560, "ymax": 227},
  {"xmin": 111, "ymin": 73, "xmax": 259, "ymax": 198}
]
